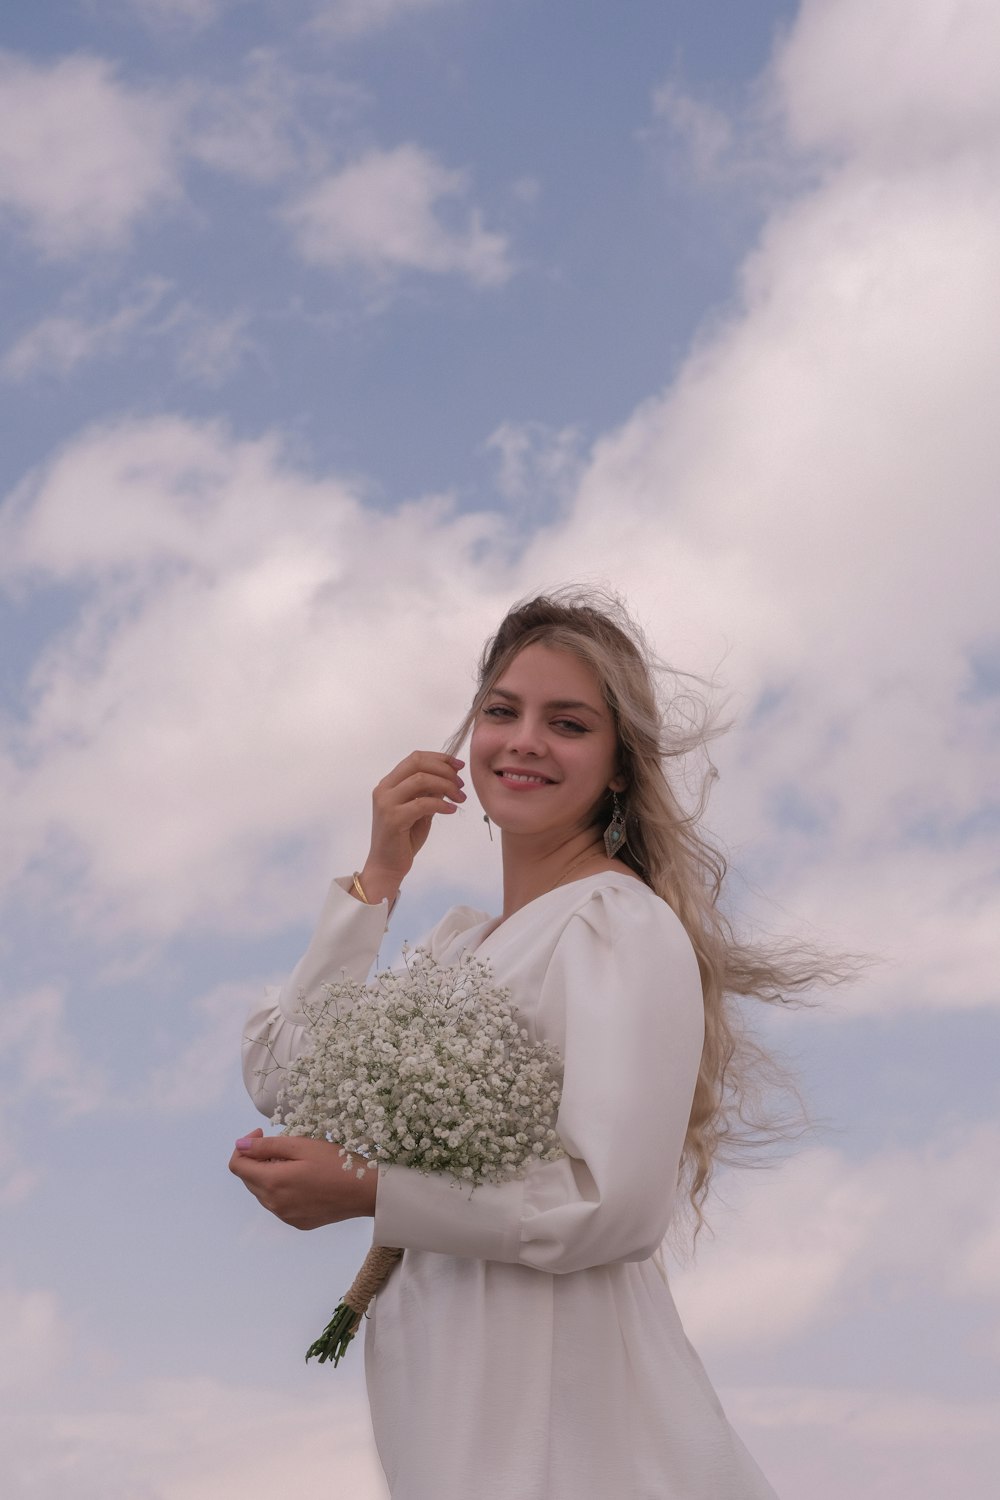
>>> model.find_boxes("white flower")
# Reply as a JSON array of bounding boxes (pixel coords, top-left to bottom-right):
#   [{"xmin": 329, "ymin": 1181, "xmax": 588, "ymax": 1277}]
[{"xmin": 273, "ymin": 949, "xmax": 564, "ymax": 1189}]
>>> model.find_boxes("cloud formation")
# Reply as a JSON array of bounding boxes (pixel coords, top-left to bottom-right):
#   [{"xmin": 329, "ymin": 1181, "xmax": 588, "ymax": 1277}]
[
  {"xmin": 0, "ymin": 987, "xmax": 106, "ymax": 1118},
  {"xmin": 0, "ymin": 1370, "xmax": 388, "ymax": 1498},
  {"xmin": 0, "ymin": 46, "xmax": 500, "ymax": 297},
  {"xmin": 5, "ymin": 0, "xmax": 1000, "ymax": 1000},
  {"xmin": 728, "ymin": 1383, "xmax": 1000, "ymax": 1500},
  {"xmin": 2, "ymin": 279, "xmax": 173, "ymax": 380},
  {"xmin": 774, "ymin": 0, "xmax": 1000, "ymax": 164},
  {"xmin": 0, "ymin": 1281, "xmax": 65, "ymax": 1393},
  {"xmin": 183, "ymin": 51, "xmax": 324, "ymax": 184},
  {"xmin": 0, "ymin": 52, "xmax": 182, "ymax": 257},
  {"xmin": 2, "ymin": 277, "xmax": 256, "ymax": 387},
  {"xmin": 127, "ymin": 0, "xmax": 225, "ymax": 27},
  {"xmin": 0, "ymin": 415, "xmax": 510, "ymax": 936},
  {"xmin": 671, "ymin": 1129, "xmax": 1000, "ymax": 1352},
  {"xmin": 312, "ymin": 0, "xmax": 462, "ymax": 40},
  {"xmin": 284, "ymin": 144, "xmax": 512, "ymax": 284}
]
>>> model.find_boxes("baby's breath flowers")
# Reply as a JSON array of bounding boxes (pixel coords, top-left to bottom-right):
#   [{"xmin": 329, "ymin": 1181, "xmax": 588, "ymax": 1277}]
[{"xmin": 271, "ymin": 948, "xmax": 564, "ymax": 1366}]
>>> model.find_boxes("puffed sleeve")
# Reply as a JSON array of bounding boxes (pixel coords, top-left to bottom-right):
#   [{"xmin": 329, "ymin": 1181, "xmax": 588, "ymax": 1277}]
[
  {"xmin": 372, "ymin": 885, "xmax": 705, "ymax": 1273},
  {"xmin": 242, "ymin": 876, "xmax": 392, "ymax": 1119}
]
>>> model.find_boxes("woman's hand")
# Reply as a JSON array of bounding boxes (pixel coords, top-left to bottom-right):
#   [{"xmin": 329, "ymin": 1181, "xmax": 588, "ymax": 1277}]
[
  {"xmin": 228, "ymin": 1128, "xmax": 377, "ymax": 1230},
  {"xmin": 359, "ymin": 751, "xmax": 466, "ymax": 902}
]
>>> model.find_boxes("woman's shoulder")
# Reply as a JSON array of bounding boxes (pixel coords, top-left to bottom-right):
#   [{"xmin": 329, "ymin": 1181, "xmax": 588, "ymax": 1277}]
[{"xmin": 561, "ymin": 871, "xmax": 696, "ymax": 959}]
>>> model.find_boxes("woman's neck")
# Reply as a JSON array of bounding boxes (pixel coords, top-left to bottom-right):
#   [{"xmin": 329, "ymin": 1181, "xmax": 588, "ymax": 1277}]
[{"xmin": 498, "ymin": 829, "xmax": 609, "ymax": 920}]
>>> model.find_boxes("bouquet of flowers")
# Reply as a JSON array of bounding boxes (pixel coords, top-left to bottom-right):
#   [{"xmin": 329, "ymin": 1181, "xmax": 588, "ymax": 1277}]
[{"xmin": 273, "ymin": 947, "xmax": 565, "ymax": 1366}]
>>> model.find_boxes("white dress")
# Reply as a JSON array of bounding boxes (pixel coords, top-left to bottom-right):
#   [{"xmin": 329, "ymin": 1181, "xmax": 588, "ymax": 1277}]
[{"xmin": 243, "ymin": 871, "xmax": 778, "ymax": 1500}]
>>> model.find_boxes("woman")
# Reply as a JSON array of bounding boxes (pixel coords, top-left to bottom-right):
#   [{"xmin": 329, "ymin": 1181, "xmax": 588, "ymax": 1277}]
[{"xmin": 232, "ymin": 591, "xmax": 818, "ymax": 1499}]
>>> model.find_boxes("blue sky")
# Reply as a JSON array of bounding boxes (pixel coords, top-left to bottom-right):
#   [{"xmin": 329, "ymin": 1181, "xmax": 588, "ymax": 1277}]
[{"xmin": 2, "ymin": 2, "xmax": 999, "ymax": 1496}]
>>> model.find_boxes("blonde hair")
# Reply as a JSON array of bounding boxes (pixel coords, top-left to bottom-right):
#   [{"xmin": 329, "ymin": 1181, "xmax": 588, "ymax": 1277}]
[{"xmin": 448, "ymin": 587, "xmax": 850, "ymax": 1227}]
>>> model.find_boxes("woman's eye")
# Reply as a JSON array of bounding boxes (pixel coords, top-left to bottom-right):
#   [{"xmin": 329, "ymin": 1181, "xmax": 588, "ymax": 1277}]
[{"xmin": 481, "ymin": 705, "xmax": 585, "ymax": 732}]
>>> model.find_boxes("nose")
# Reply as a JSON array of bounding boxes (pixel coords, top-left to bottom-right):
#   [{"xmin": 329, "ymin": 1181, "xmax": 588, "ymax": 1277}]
[{"xmin": 506, "ymin": 712, "xmax": 546, "ymax": 757}]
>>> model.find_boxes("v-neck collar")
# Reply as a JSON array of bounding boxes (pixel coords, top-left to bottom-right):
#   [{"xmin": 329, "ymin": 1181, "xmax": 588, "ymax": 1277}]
[{"xmin": 464, "ymin": 869, "xmax": 654, "ymax": 957}]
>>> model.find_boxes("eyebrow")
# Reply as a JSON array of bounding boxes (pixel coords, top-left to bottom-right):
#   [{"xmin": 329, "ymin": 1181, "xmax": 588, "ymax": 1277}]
[{"xmin": 488, "ymin": 687, "xmax": 604, "ymax": 716}]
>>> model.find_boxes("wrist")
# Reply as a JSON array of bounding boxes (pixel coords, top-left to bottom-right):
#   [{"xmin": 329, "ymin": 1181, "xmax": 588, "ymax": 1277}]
[
  {"xmin": 349, "ymin": 1160, "xmax": 379, "ymax": 1217},
  {"xmin": 356, "ymin": 863, "xmax": 404, "ymax": 907}
]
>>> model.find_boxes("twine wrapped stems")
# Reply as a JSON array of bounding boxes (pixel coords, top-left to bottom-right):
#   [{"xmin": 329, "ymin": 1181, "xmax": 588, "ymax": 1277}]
[{"xmin": 305, "ymin": 1243, "xmax": 403, "ymax": 1365}]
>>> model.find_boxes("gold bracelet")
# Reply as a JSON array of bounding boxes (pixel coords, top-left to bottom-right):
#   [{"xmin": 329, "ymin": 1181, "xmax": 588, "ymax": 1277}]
[{"xmin": 351, "ymin": 871, "xmax": 371, "ymax": 905}]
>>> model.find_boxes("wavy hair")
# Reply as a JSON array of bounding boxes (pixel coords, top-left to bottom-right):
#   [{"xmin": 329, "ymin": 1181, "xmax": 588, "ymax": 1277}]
[{"xmin": 447, "ymin": 587, "xmax": 852, "ymax": 1227}]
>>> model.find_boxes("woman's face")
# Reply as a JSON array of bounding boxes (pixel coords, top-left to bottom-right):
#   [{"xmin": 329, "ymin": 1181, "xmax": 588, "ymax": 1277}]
[{"xmin": 470, "ymin": 642, "xmax": 625, "ymax": 841}]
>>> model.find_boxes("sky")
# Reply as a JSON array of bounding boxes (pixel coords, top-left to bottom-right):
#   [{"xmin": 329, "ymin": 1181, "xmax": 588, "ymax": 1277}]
[{"xmin": 1, "ymin": 0, "xmax": 999, "ymax": 1495}]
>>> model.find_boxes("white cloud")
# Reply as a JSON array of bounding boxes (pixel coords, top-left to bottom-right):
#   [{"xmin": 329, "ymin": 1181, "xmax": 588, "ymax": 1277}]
[
  {"xmin": 737, "ymin": 1384, "xmax": 1000, "ymax": 1442},
  {"xmin": 485, "ymin": 421, "xmax": 584, "ymax": 508},
  {"xmin": 2, "ymin": 278, "xmax": 172, "ymax": 380},
  {"xmin": 124, "ymin": 0, "xmax": 227, "ymax": 27},
  {"xmin": 312, "ymin": 0, "xmax": 462, "ymax": 40},
  {"xmin": 0, "ymin": 47, "xmax": 358, "ymax": 267},
  {"xmin": 169, "ymin": 304, "xmax": 255, "ymax": 385},
  {"xmin": 284, "ymin": 144, "xmax": 512, "ymax": 285},
  {"xmin": 0, "ymin": 52, "xmax": 182, "ymax": 257},
  {"xmin": 774, "ymin": 0, "xmax": 1000, "ymax": 165},
  {"xmin": 728, "ymin": 1384, "xmax": 1000, "ymax": 1500},
  {"xmin": 0, "ymin": 1372, "xmax": 387, "ymax": 1499},
  {"xmin": 0, "ymin": 50, "xmax": 495, "ymax": 295},
  {"xmin": 0, "ymin": 987, "xmax": 106, "ymax": 1116},
  {"xmin": 671, "ymin": 1128, "xmax": 1000, "ymax": 1353},
  {"xmin": 0, "ymin": 1110, "xmax": 36, "ymax": 1206},
  {"xmin": 670, "ymin": 1149, "xmax": 880, "ymax": 1348},
  {"xmin": 2, "ymin": 282, "xmax": 254, "ymax": 387},
  {"xmin": 508, "ymin": 0, "xmax": 1000, "ymax": 1007},
  {"xmin": 0, "ymin": 416, "xmax": 512, "ymax": 937},
  {"xmin": 0, "ymin": 1281, "xmax": 66, "ymax": 1393},
  {"xmin": 183, "ymin": 50, "xmax": 331, "ymax": 185},
  {"xmin": 144, "ymin": 981, "xmax": 263, "ymax": 1111},
  {"xmin": 651, "ymin": 79, "xmax": 739, "ymax": 181}
]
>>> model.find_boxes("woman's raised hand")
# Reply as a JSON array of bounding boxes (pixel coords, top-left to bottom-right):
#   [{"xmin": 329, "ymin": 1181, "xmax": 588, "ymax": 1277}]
[{"xmin": 358, "ymin": 751, "xmax": 466, "ymax": 903}]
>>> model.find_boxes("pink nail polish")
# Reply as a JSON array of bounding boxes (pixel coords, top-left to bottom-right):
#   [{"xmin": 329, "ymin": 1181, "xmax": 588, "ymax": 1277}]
[{"xmin": 235, "ymin": 1136, "xmax": 254, "ymax": 1150}]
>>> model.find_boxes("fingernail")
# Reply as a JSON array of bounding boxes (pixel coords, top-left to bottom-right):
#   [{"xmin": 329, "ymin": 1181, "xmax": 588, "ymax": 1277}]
[{"xmin": 235, "ymin": 1137, "xmax": 254, "ymax": 1151}]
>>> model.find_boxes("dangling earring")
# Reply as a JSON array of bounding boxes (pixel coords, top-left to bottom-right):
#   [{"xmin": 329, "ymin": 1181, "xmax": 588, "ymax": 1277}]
[
  {"xmin": 603, "ymin": 791, "xmax": 627, "ymax": 858},
  {"xmin": 483, "ymin": 813, "xmax": 494, "ymax": 842}
]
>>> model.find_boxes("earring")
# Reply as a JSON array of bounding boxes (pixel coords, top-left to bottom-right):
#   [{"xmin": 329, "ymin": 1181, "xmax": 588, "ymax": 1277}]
[
  {"xmin": 603, "ymin": 792, "xmax": 627, "ymax": 858},
  {"xmin": 483, "ymin": 813, "xmax": 494, "ymax": 842}
]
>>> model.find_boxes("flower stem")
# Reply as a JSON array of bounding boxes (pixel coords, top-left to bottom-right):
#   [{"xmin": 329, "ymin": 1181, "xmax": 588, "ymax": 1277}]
[
  {"xmin": 305, "ymin": 1301, "xmax": 362, "ymax": 1365},
  {"xmin": 306, "ymin": 1242, "xmax": 403, "ymax": 1368}
]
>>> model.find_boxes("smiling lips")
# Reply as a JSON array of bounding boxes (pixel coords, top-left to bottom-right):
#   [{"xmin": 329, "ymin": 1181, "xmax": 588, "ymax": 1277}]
[{"xmin": 495, "ymin": 769, "xmax": 554, "ymax": 788}]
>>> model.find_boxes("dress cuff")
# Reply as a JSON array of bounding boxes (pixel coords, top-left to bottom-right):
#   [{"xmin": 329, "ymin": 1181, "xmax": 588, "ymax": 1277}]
[
  {"xmin": 373, "ymin": 1162, "xmax": 525, "ymax": 1263},
  {"xmin": 277, "ymin": 875, "xmax": 392, "ymax": 1023}
]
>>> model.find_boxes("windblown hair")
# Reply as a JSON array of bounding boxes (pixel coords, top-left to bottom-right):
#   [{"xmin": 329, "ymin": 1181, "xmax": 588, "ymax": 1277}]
[{"xmin": 448, "ymin": 587, "xmax": 852, "ymax": 1228}]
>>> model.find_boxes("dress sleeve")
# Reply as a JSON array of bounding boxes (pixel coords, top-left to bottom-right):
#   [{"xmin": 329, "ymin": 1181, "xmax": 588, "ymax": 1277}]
[
  {"xmin": 242, "ymin": 876, "xmax": 392, "ymax": 1119},
  {"xmin": 372, "ymin": 885, "xmax": 705, "ymax": 1273}
]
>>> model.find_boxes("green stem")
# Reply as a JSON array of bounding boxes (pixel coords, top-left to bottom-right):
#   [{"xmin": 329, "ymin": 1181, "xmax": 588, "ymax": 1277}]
[{"xmin": 305, "ymin": 1301, "xmax": 362, "ymax": 1366}]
